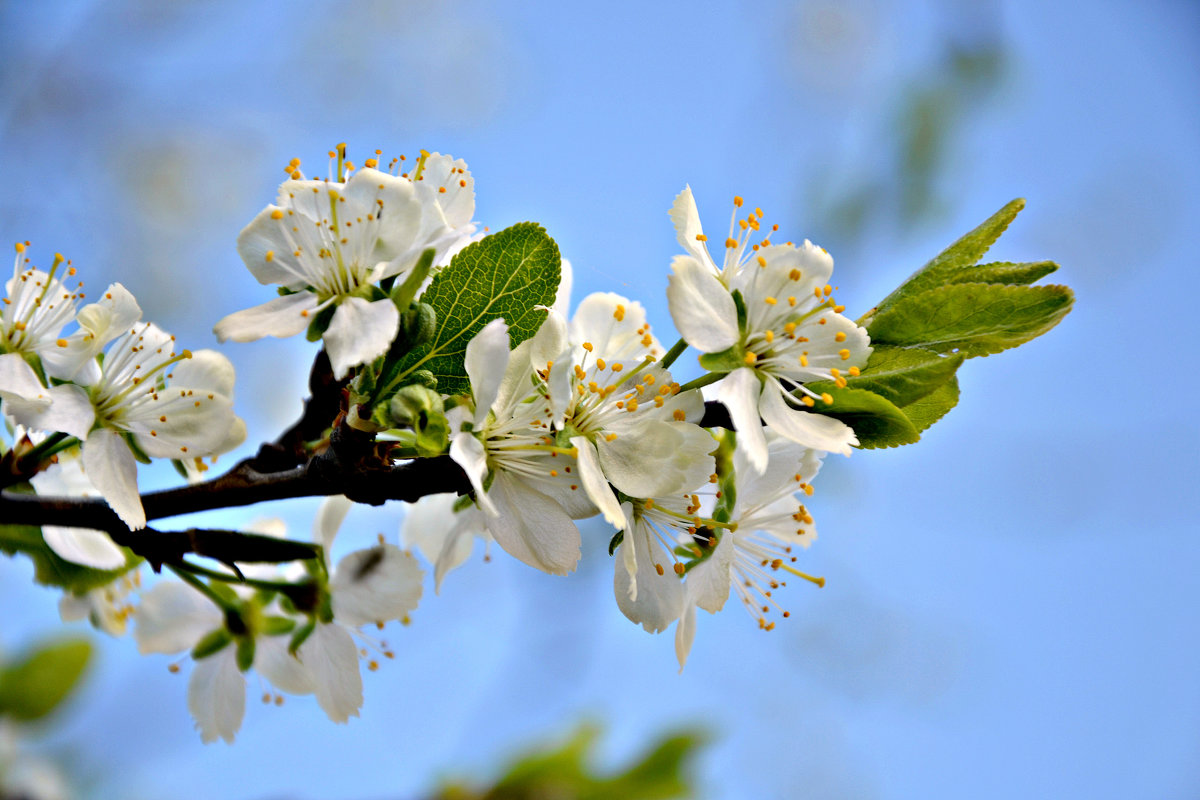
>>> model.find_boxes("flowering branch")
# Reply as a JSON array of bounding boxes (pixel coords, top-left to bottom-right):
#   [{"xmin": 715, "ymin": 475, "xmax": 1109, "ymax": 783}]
[{"xmin": 0, "ymin": 145, "xmax": 1073, "ymax": 745}]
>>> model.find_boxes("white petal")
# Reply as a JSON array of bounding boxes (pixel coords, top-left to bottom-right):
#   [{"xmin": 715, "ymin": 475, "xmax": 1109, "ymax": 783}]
[
  {"xmin": 299, "ymin": 624, "xmax": 363, "ymax": 723},
  {"xmin": 313, "ymin": 495, "xmax": 353, "ymax": 560},
  {"xmin": 464, "ymin": 318, "xmax": 510, "ymax": 425},
  {"xmin": 613, "ymin": 524, "xmax": 684, "ymax": 633},
  {"xmin": 323, "ymin": 297, "xmax": 400, "ymax": 379},
  {"xmin": 236, "ymin": 206, "xmax": 316, "ymax": 287},
  {"xmin": 598, "ymin": 420, "xmax": 714, "ymax": 498},
  {"xmin": 666, "ymin": 255, "xmax": 740, "ymax": 352},
  {"xmin": 413, "ymin": 154, "xmax": 475, "ymax": 230},
  {"xmin": 255, "ymin": 635, "xmax": 315, "ymax": 696},
  {"xmin": 686, "ymin": 531, "xmax": 734, "ymax": 614},
  {"xmin": 343, "ymin": 168, "xmax": 424, "ymax": 265},
  {"xmin": 43, "ymin": 527, "xmax": 124, "ymax": 570},
  {"xmin": 170, "ymin": 349, "xmax": 237, "ymax": 397},
  {"xmin": 759, "ymin": 384, "xmax": 857, "ymax": 456},
  {"xmin": 83, "ymin": 428, "xmax": 144, "ymax": 529},
  {"xmin": 188, "ymin": 648, "xmax": 245, "ymax": 744},
  {"xmin": 331, "ymin": 544, "xmax": 423, "ymax": 626},
  {"xmin": 717, "ymin": 368, "xmax": 768, "ymax": 474},
  {"xmin": 674, "ymin": 604, "xmax": 696, "ymax": 672},
  {"xmin": 0, "ymin": 352, "xmax": 50, "ymax": 405},
  {"xmin": 6, "ymin": 383, "xmax": 94, "ymax": 440},
  {"xmin": 402, "ymin": 494, "xmax": 485, "ymax": 592},
  {"xmin": 484, "ymin": 472, "xmax": 581, "ymax": 575},
  {"xmin": 135, "ymin": 581, "xmax": 222, "ymax": 654},
  {"xmin": 571, "ymin": 436, "xmax": 625, "ymax": 529},
  {"xmin": 449, "ymin": 433, "xmax": 496, "ymax": 516},
  {"xmin": 668, "ymin": 185, "xmax": 714, "ymax": 266},
  {"xmin": 213, "ymin": 292, "xmax": 319, "ymax": 343}
]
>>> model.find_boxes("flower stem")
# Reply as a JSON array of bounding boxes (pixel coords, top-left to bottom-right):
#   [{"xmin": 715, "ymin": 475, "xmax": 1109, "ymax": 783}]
[
  {"xmin": 660, "ymin": 338, "xmax": 688, "ymax": 370},
  {"xmin": 168, "ymin": 563, "xmax": 238, "ymax": 613},
  {"xmin": 676, "ymin": 372, "xmax": 724, "ymax": 395},
  {"xmin": 172, "ymin": 558, "xmax": 306, "ymax": 594}
]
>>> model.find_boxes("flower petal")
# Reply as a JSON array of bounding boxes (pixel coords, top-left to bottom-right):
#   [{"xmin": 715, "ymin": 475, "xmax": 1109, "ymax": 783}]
[
  {"xmin": 83, "ymin": 428, "xmax": 144, "ymax": 529},
  {"xmin": 674, "ymin": 604, "xmax": 696, "ymax": 672},
  {"xmin": 330, "ymin": 544, "xmax": 424, "ymax": 626},
  {"xmin": 0, "ymin": 352, "xmax": 50, "ymax": 405},
  {"xmin": 759, "ymin": 384, "xmax": 857, "ymax": 456},
  {"xmin": 668, "ymin": 185, "xmax": 714, "ymax": 267},
  {"xmin": 598, "ymin": 419, "xmax": 714, "ymax": 498},
  {"xmin": 135, "ymin": 582, "xmax": 222, "ymax": 655},
  {"xmin": 298, "ymin": 623, "xmax": 363, "ymax": 724},
  {"xmin": 717, "ymin": 367, "xmax": 768, "ymax": 474},
  {"xmin": 43, "ymin": 526, "xmax": 125, "ymax": 570},
  {"xmin": 213, "ymin": 292, "xmax": 319, "ymax": 343},
  {"xmin": 449, "ymin": 432, "xmax": 496, "ymax": 516},
  {"xmin": 313, "ymin": 495, "xmax": 353, "ymax": 559},
  {"xmin": 484, "ymin": 472, "xmax": 581, "ymax": 575},
  {"xmin": 571, "ymin": 436, "xmax": 625, "ymax": 530},
  {"xmin": 188, "ymin": 647, "xmax": 245, "ymax": 744},
  {"xmin": 255, "ymin": 635, "xmax": 315, "ymax": 696},
  {"xmin": 323, "ymin": 297, "xmax": 400, "ymax": 379},
  {"xmin": 613, "ymin": 523, "xmax": 684, "ymax": 633},
  {"xmin": 666, "ymin": 255, "xmax": 740, "ymax": 352},
  {"xmin": 464, "ymin": 318, "xmax": 510, "ymax": 425},
  {"xmin": 5, "ymin": 383, "xmax": 94, "ymax": 440}
]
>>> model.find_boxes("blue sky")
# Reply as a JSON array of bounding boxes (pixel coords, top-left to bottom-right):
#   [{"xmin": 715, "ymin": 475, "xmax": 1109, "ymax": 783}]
[{"xmin": 1, "ymin": 1, "xmax": 1197, "ymax": 798}]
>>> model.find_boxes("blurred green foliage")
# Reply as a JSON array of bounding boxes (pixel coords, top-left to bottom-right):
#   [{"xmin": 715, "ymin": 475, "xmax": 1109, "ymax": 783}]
[{"xmin": 433, "ymin": 724, "xmax": 706, "ymax": 800}]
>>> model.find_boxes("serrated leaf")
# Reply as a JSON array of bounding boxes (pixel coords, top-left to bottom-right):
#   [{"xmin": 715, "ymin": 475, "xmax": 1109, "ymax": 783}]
[
  {"xmin": 944, "ymin": 260, "xmax": 1059, "ymax": 287},
  {"xmin": 867, "ymin": 283, "xmax": 1073, "ymax": 358},
  {"xmin": 0, "ymin": 637, "xmax": 92, "ymax": 721},
  {"xmin": 867, "ymin": 198, "xmax": 1025, "ymax": 319},
  {"xmin": 900, "ymin": 375, "xmax": 960, "ymax": 435},
  {"xmin": 829, "ymin": 345, "xmax": 962, "ymax": 407},
  {"xmin": 0, "ymin": 523, "xmax": 137, "ymax": 593},
  {"xmin": 801, "ymin": 387, "xmax": 920, "ymax": 450},
  {"xmin": 380, "ymin": 223, "xmax": 560, "ymax": 397}
]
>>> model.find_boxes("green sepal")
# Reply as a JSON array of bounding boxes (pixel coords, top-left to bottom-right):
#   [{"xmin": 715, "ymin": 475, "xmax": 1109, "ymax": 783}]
[
  {"xmin": 608, "ymin": 530, "xmax": 624, "ymax": 556},
  {"xmin": 191, "ymin": 628, "xmax": 232, "ymax": 660},
  {"xmin": 898, "ymin": 375, "xmax": 960, "ymax": 435},
  {"xmin": 0, "ymin": 637, "xmax": 92, "ymax": 722},
  {"xmin": 732, "ymin": 289, "xmax": 749, "ymax": 337},
  {"xmin": 698, "ymin": 345, "xmax": 748, "ymax": 373},
  {"xmin": 304, "ymin": 302, "xmax": 338, "ymax": 343},
  {"xmin": 276, "ymin": 286, "xmax": 300, "ymax": 296},
  {"xmin": 122, "ymin": 431, "xmax": 153, "ymax": 465},
  {"xmin": 235, "ymin": 636, "xmax": 256, "ymax": 672},
  {"xmin": 390, "ymin": 248, "xmax": 436, "ymax": 311},
  {"xmin": 452, "ymin": 494, "xmax": 474, "ymax": 513},
  {"xmin": 262, "ymin": 616, "xmax": 296, "ymax": 636},
  {"xmin": 867, "ymin": 198, "xmax": 1026, "ymax": 319},
  {"xmin": 866, "ymin": 282, "xmax": 1074, "ymax": 358},
  {"xmin": 0, "ymin": 521, "xmax": 139, "ymax": 593},
  {"xmin": 836, "ymin": 345, "xmax": 963, "ymax": 407},
  {"xmin": 711, "ymin": 430, "xmax": 738, "ymax": 524},
  {"xmin": 288, "ymin": 620, "xmax": 315, "ymax": 656},
  {"xmin": 170, "ymin": 458, "xmax": 190, "ymax": 480},
  {"xmin": 799, "ymin": 386, "xmax": 920, "ymax": 450}
]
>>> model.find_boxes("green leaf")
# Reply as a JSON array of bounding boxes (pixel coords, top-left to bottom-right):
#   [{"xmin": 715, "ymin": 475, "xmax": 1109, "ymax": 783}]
[
  {"xmin": 899, "ymin": 375, "xmax": 960, "ymax": 435},
  {"xmin": 800, "ymin": 386, "xmax": 920, "ymax": 450},
  {"xmin": 0, "ymin": 523, "xmax": 138, "ymax": 593},
  {"xmin": 944, "ymin": 260, "xmax": 1059, "ymax": 287},
  {"xmin": 866, "ymin": 282, "xmax": 1074, "ymax": 358},
  {"xmin": 380, "ymin": 223, "xmax": 561, "ymax": 397},
  {"xmin": 867, "ymin": 198, "xmax": 1025, "ymax": 318},
  {"xmin": 0, "ymin": 637, "xmax": 92, "ymax": 721},
  {"xmin": 838, "ymin": 345, "xmax": 962, "ymax": 407}
]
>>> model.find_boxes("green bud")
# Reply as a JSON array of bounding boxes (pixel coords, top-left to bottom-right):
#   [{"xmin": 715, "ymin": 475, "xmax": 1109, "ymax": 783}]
[
  {"xmin": 386, "ymin": 384, "xmax": 445, "ymax": 428},
  {"xmin": 403, "ymin": 302, "xmax": 437, "ymax": 347}
]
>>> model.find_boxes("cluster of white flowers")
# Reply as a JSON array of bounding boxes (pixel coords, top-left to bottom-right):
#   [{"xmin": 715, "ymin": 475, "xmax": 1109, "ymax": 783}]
[{"xmin": 2, "ymin": 147, "xmax": 874, "ymax": 742}]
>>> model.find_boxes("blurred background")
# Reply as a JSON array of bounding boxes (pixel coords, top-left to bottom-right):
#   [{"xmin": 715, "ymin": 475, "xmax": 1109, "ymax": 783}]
[{"xmin": 1, "ymin": 0, "xmax": 1197, "ymax": 797}]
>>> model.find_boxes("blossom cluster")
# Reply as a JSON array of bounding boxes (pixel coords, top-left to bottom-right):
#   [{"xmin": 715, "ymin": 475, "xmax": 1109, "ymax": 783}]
[{"xmin": 3, "ymin": 143, "xmax": 1068, "ymax": 744}]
